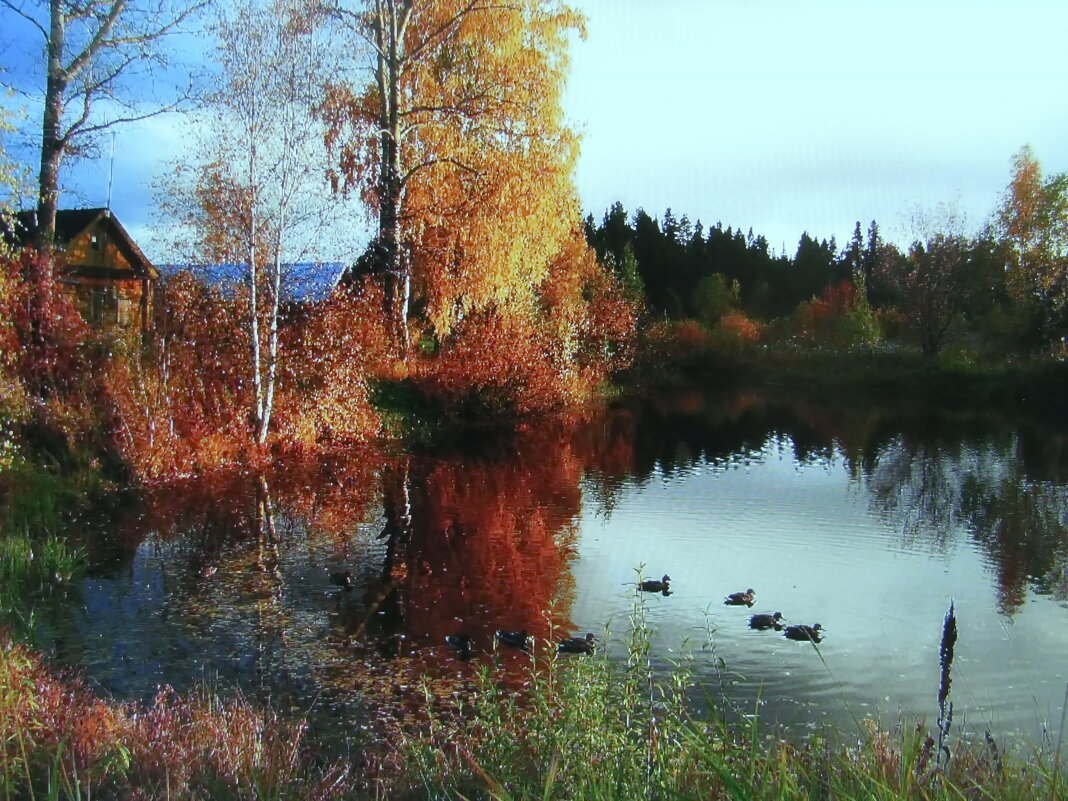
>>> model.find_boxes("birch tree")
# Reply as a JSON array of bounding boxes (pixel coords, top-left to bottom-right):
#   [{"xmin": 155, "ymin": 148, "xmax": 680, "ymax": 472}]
[
  {"xmin": 163, "ymin": 0, "xmax": 339, "ymax": 445},
  {"xmin": 323, "ymin": 0, "xmax": 585, "ymax": 356},
  {"xmin": 0, "ymin": 0, "xmax": 205, "ymax": 254}
]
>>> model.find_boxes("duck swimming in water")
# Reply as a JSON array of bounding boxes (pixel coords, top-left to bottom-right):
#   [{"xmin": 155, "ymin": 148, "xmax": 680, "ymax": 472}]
[
  {"xmin": 329, "ymin": 570, "xmax": 355, "ymax": 590},
  {"xmin": 783, "ymin": 623, "xmax": 823, "ymax": 643},
  {"xmin": 725, "ymin": 588, "xmax": 755, "ymax": 606},
  {"xmin": 639, "ymin": 575, "xmax": 672, "ymax": 595},
  {"xmin": 495, "ymin": 629, "xmax": 530, "ymax": 650},
  {"xmin": 749, "ymin": 611, "xmax": 784, "ymax": 630},
  {"xmin": 558, "ymin": 633, "xmax": 595, "ymax": 654},
  {"xmin": 445, "ymin": 633, "xmax": 474, "ymax": 659}
]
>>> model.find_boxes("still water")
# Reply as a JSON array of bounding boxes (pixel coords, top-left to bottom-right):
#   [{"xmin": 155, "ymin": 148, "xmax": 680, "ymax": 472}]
[{"xmin": 38, "ymin": 390, "xmax": 1068, "ymax": 750}]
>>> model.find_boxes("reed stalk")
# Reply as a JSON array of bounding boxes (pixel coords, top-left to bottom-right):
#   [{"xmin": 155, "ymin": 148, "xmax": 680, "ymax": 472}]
[{"xmin": 936, "ymin": 601, "xmax": 958, "ymax": 774}]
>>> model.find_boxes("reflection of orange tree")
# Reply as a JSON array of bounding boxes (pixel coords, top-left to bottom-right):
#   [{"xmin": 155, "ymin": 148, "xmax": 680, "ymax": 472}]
[
  {"xmin": 115, "ymin": 433, "xmax": 589, "ymax": 733},
  {"xmin": 120, "ymin": 453, "xmax": 382, "ymax": 563},
  {"xmin": 362, "ymin": 431, "xmax": 583, "ymax": 653},
  {"xmin": 107, "ymin": 456, "xmax": 385, "ymax": 708}
]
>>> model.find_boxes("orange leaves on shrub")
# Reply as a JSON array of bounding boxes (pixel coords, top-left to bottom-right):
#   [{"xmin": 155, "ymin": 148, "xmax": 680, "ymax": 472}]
[
  {"xmin": 3, "ymin": 251, "xmax": 92, "ymax": 401},
  {"xmin": 408, "ymin": 229, "xmax": 635, "ymax": 423},
  {"xmin": 108, "ymin": 272, "xmax": 251, "ymax": 477},
  {"xmin": 718, "ymin": 310, "xmax": 763, "ymax": 342},
  {"xmin": 109, "ymin": 273, "xmax": 391, "ymax": 478},
  {"xmin": 674, "ymin": 319, "xmax": 711, "ymax": 350},
  {"xmin": 420, "ymin": 307, "xmax": 564, "ymax": 420},
  {"xmin": 0, "ymin": 256, "xmax": 27, "ymax": 415}
]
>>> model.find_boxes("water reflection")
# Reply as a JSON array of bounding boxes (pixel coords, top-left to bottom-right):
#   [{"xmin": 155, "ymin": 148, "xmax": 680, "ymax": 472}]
[
  {"xmin": 579, "ymin": 392, "xmax": 1068, "ymax": 618},
  {"xmin": 38, "ymin": 391, "xmax": 1068, "ymax": 748}
]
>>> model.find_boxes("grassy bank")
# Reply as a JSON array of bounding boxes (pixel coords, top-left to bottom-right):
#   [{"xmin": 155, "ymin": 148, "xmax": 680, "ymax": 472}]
[
  {"xmin": 0, "ymin": 454, "xmax": 102, "ymax": 640},
  {"xmin": 621, "ymin": 325, "xmax": 1068, "ymax": 419},
  {"xmin": 372, "ymin": 606, "xmax": 1068, "ymax": 801},
  {"xmin": 2, "ymin": 606, "xmax": 1066, "ymax": 800},
  {"xmin": 0, "ymin": 633, "xmax": 354, "ymax": 800}
]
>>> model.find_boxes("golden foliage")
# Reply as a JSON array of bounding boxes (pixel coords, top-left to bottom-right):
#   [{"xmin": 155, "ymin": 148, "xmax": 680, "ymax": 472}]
[
  {"xmin": 324, "ymin": 0, "xmax": 588, "ymax": 336},
  {"xmin": 410, "ymin": 228, "xmax": 635, "ymax": 420},
  {"xmin": 275, "ymin": 284, "xmax": 388, "ymax": 453}
]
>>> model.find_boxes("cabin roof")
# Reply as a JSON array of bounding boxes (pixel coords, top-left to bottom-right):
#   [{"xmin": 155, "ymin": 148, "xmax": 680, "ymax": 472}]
[
  {"xmin": 9, "ymin": 207, "xmax": 158, "ymax": 280},
  {"xmin": 160, "ymin": 262, "xmax": 349, "ymax": 304}
]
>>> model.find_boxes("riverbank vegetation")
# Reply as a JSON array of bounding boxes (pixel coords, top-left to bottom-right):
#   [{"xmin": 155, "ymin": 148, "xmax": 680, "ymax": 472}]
[{"xmin": 4, "ymin": 603, "xmax": 1066, "ymax": 800}]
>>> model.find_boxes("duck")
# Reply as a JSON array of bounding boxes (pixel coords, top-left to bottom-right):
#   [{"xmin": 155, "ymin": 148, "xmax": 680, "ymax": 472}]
[
  {"xmin": 725, "ymin": 588, "xmax": 756, "ymax": 606},
  {"xmin": 748, "ymin": 611, "xmax": 784, "ymax": 630},
  {"xmin": 558, "ymin": 633, "xmax": 595, "ymax": 654},
  {"xmin": 783, "ymin": 623, "xmax": 823, "ymax": 643},
  {"xmin": 639, "ymin": 575, "xmax": 672, "ymax": 594},
  {"xmin": 329, "ymin": 570, "xmax": 355, "ymax": 591},
  {"xmin": 495, "ymin": 629, "xmax": 530, "ymax": 650},
  {"xmin": 445, "ymin": 633, "xmax": 474, "ymax": 659}
]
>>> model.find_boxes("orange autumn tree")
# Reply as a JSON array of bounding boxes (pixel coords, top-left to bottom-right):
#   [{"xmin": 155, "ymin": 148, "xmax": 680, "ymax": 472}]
[{"xmin": 323, "ymin": 0, "xmax": 605, "ymax": 361}]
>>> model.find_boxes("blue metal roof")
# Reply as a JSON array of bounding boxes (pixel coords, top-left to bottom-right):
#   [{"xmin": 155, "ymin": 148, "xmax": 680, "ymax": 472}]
[{"xmin": 160, "ymin": 262, "xmax": 348, "ymax": 303}]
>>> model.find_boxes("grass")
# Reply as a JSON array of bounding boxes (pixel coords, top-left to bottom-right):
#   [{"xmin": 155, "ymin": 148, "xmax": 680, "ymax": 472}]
[
  {"xmin": 0, "ymin": 633, "xmax": 354, "ymax": 801},
  {"xmin": 0, "ymin": 531, "xmax": 82, "ymax": 637},
  {"xmin": 0, "ymin": 454, "xmax": 94, "ymax": 640},
  {"xmin": 371, "ymin": 597, "xmax": 1068, "ymax": 801}
]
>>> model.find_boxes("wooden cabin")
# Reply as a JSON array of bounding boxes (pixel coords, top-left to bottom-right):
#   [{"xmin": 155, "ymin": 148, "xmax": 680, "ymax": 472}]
[{"xmin": 11, "ymin": 208, "xmax": 158, "ymax": 335}]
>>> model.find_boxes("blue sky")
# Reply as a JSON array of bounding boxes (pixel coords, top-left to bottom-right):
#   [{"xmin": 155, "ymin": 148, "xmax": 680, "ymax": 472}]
[
  {"xmin": 565, "ymin": 0, "xmax": 1068, "ymax": 253},
  {"xmin": 4, "ymin": 0, "xmax": 1067, "ymax": 260}
]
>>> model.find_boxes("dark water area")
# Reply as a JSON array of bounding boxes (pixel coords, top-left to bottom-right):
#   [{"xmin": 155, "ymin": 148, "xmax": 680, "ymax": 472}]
[{"xmin": 36, "ymin": 390, "xmax": 1068, "ymax": 753}]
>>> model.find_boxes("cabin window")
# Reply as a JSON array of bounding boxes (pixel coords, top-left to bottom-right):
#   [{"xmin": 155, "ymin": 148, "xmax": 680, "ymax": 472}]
[
  {"xmin": 90, "ymin": 233, "xmax": 102, "ymax": 251},
  {"xmin": 90, "ymin": 286, "xmax": 119, "ymax": 327}
]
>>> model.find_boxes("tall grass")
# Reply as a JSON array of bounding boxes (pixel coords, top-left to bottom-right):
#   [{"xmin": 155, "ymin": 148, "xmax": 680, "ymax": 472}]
[
  {"xmin": 0, "ymin": 456, "xmax": 90, "ymax": 639},
  {"xmin": 0, "ymin": 634, "xmax": 354, "ymax": 800},
  {"xmin": 3, "ymin": 589, "xmax": 1067, "ymax": 800},
  {"xmin": 0, "ymin": 531, "xmax": 82, "ymax": 636},
  {"xmin": 376, "ymin": 598, "xmax": 1068, "ymax": 801}
]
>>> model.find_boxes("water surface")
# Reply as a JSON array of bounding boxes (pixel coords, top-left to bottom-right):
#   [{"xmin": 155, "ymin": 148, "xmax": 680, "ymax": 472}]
[{"xmin": 38, "ymin": 390, "xmax": 1068, "ymax": 750}]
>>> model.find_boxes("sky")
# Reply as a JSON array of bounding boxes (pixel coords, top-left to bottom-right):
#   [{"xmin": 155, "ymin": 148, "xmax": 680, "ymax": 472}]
[{"xmin": 4, "ymin": 0, "xmax": 1068, "ymax": 261}]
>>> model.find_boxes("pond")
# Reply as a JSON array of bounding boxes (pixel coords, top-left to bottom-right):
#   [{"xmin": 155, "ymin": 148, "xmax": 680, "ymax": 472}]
[{"xmin": 35, "ymin": 389, "xmax": 1068, "ymax": 754}]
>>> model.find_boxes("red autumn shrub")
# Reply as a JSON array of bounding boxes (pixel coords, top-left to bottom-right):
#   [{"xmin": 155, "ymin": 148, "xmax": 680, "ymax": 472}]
[
  {"xmin": 419, "ymin": 306, "xmax": 565, "ymax": 421},
  {"xmin": 7, "ymin": 250, "xmax": 93, "ymax": 401},
  {"xmin": 0, "ymin": 633, "xmax": 352, "ymax": 799},
  {"xmin": 412, "ymin": 231, "xmax": 636, "ymax": 422},
  {"xmin": 275, "ymin": 283, "xmax": 388, "ymax": 453},
  {"xmin": 109, "ymin": 271, "xmax": 252, "ymax": 477},
  {"xmin": 718, "ymin": 310, "xmax": 763, "ymax": 342}
]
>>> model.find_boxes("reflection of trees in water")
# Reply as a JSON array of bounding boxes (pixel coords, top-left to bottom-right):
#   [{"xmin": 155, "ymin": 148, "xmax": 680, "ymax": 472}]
[
  {"xmin": 865, "ymin": 439, "xmax": 997, "ymax": 552},
  {"xmin": 961, "ymin": 467, "xmax": 1068, "ymax": 613},
  {"xmin": 80, "ymin": 431, "xmax": 583, "ymax": 728},
  {"xmin": 78, "ymin": 455, "xmax": 385, "ymax": 713},
  {"xmin": 863, "ymin": 431, "xmax": 1068, "ymax": 614},
  {"xmin": 577, "ymin": 394, "xmax": 1068, "ymax": 617},
  {"xmin": 352, "ymin": 435, "xmax": 581, "ymax": 656}
]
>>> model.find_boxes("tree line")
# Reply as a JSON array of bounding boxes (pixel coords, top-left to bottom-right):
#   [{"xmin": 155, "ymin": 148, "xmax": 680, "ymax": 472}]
[{"xmin": 586, "ymin": 144, "xmax": 1068, "ymax": 358}]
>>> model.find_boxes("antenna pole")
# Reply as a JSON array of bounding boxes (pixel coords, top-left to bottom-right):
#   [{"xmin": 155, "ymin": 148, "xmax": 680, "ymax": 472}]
[{"xmin": 106, "ymin": 132, "xmax": 116, "ymax": 212}]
